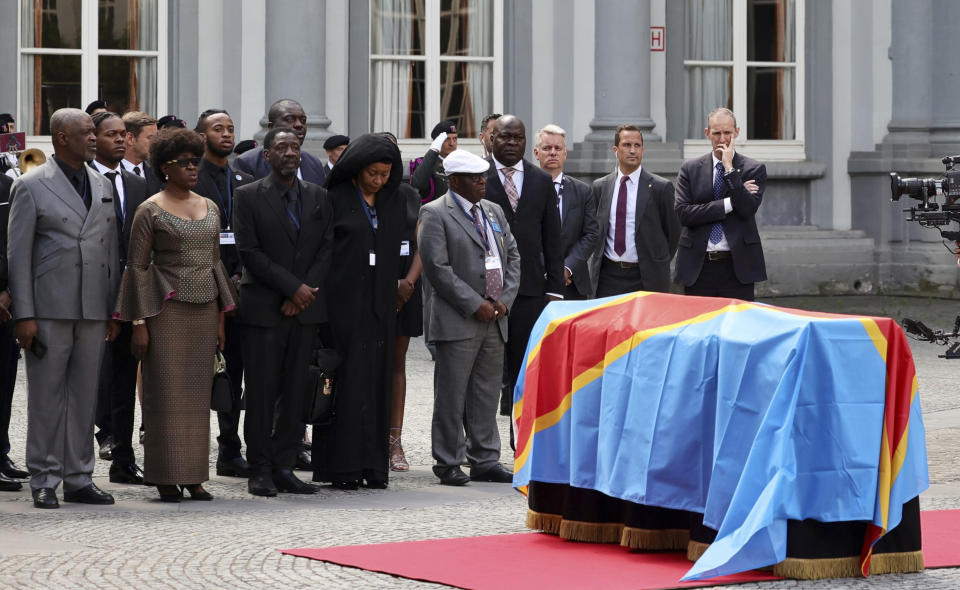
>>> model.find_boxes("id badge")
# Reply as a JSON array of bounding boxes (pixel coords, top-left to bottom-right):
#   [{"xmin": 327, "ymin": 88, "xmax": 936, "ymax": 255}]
[
  {"xmin": 219, "ymin": 232, "xmax": 236, "ymax": 245},
  {"xmin": 369, "ymin": 250, "xmax": 377, "ymax": 266},
  {"xmin": 484, "ymin": 253, "xmax": 502, "ymax": 271},
  {"xmin": 400, "ymin": 240, "xmax": 410, "ymax": 256}
]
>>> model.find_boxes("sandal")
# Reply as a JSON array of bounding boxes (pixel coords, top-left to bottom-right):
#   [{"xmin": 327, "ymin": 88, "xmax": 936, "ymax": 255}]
[{"xmin": 389, "ymin": 428, "xmax": 409, "ymax": 472}]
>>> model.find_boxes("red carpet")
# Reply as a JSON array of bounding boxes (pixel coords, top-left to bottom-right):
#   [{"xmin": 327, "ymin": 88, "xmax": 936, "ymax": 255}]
[{"xmin": 281, "ymin": 510, "xmax": 960, "ymax": 589}]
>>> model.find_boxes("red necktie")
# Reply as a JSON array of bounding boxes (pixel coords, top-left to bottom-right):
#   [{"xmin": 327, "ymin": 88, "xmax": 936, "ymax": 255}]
[{"xmin": 614, "ymin": 175, "xmax": 629, "ymax": 256}]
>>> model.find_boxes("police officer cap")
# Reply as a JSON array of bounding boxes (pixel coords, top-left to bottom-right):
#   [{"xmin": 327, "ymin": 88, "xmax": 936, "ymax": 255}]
[
  {"xmin": 323, "ymin": 135, "xmax": 349, "ymax": 150},
  {"xmin": 430, "ymin": 120, "xmax": 457, "ymax": 139}
]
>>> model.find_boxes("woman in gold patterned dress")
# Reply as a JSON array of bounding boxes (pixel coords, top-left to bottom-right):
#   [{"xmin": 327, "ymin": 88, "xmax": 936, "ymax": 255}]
[{"xmin": 113, "ymin": 128, "xmax": 236, "ymax": 502}]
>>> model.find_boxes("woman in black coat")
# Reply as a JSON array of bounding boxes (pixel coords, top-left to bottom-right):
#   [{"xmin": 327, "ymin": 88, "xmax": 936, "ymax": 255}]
[{"xmin": 313, "ymin": 134, "xmax": 404, "ymax": 489}]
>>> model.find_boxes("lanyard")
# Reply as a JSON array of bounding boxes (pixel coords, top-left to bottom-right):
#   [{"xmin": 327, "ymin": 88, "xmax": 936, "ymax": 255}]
[
  {"xmin": 212, "ymin": 170, "xmax": 233, "ymax": 229},
  {"xmin": 285, "ymin": 197, "xmax": 303, "ymax": 231},
  {"xmin": 459, "ymin": 200, "xmax": 492, "ymax": 254},
  {"xmin": 357, "ymin": 188, "xmax": 378, "ymax": 234}
]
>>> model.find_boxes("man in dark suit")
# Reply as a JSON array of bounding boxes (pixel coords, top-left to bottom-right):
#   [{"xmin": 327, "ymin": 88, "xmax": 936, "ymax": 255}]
[
  {"xmin": 193, "ymin": 109, "xmax": 255, "ymax": 478},
  {"xmin": 419, "ymin": 150, "xmax": 521, "ymax": 486},
  {"xmin": 674, "ymin": 108, "xmax": 766, "ymax": 301},
  {"xmin": 233, "ymin": 127, "xmax": 333, "ymax": 497},
  {"xmin": 0, "ymin": 174, "xmax": 26, "ymax": 491},
  {"xmin": 533, "ymin": 124, "xmax": 600, "ymax": 300},
  {"xmin": 9, "ymin": 108, "xmax": 121, "ymax": 508},
  {"xmin": 484, "ymin": 114, "xmax": 564, "ymax": 418},
  {"xmin": 322, "ymin": 135, "xmax": 349, "ymax": 173},
  {"xmin": 235, "ymin": 99, "xmax": 328, "ymax": 186},
  {"xmin": 591, "ymin": 124, "xmax": 680, "ymax": 297},
  {"xmin": 89, "ymin": 111, "xmax": 148, "ymax": 485},
  {"xmin": 120, "ymin": 111, "xmax": 163, "ymax": 196},
  {"xmin": 410, "ymin": 120, "xmax": 457, "ymax": 203}
]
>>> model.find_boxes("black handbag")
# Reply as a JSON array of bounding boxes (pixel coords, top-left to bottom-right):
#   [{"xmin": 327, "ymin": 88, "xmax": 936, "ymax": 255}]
[
  {"xmin": 303, "ymin": 347, "xmax": 341, "ymax": 425},
  {"xmin": 211, "ymin": 350, "xmax": 233, "ymax": 413}
]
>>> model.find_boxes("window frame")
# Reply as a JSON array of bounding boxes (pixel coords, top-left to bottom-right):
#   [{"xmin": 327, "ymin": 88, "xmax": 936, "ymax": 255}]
[
  {"xmin": 17, "ymin": 0, "xmax": 168, "ymax": 139},
  {"xmin": 682, "ymin": 0, "xmax": 805, "ymax": 161},
  {"xmin": 368, "ymin": 0, "xmax": 503, "ymax": 148}
]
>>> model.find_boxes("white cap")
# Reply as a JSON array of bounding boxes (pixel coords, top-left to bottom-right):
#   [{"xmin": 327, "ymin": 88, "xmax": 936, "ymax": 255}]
[{"xmin": 443, "ymin": 149, "xmax": 490, "ymax": 175}]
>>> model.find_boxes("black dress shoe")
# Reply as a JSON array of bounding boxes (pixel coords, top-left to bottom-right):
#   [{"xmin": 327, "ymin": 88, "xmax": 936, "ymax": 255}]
[
  {"xmin": 295, "ymin": 448, "xmax": 312, "ymax": 471},
  {"xmin": 435, "ymin": 466, "xmax": 470, "ymax": 486},
  {"xmin": 182, "ymin": 484, "xmax": 214, "ymax": 501},
  {"xmin": 331, "ymin": 480, "xmax": 360, "ymax": 490},
  {"xmin": 156, "ymin": 485, "xmax": 182, "ymax": 503},
  {"xmin": 248, "ymin": 473, "xmax": 278, "ymax": 497},
  {"xmin": 98, "ymin": 435, "xmax": 115, "ymax": 461},
  {"xmin": 273, "ymin": 469, "xmax": 319, "ymax": 494},
  {"xmin": 470, "ymin": 464, "xmax": 513, "ymax": 483},
  {"xmin": 216, "ymin": 456, "xmax": 250, "ymax": 478},
  {"xmin": 63, "ymin": 483, "xmax": 115, "ymax": 505},
  {"xmin": 0, "ymin": 457, "xmax": 28, "ymax": 480},
  {"xmin": 109, "ymin": 462, "xmax": 145, "ymax": 485},
  {"xmin": 32, "ymin": 487, "xmax": 58, "ymax": 509},
  {"xmin": 0, "ymin": 472, "xmax": 22, "ymax": 492}
]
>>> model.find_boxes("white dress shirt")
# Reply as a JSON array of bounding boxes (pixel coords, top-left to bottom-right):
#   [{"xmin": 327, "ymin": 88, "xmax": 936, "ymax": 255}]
[
  {"xmin": 604, "ymin": 166, "xmax": 643, "ymax": 262},
  {"xmin": 492, "ymin": 156, "xmax": 524, "ymax": 196},
  {"xmin": 91, "ymin": 160, "xmax": 126, "ymax": 218},
  {"xmin": 120, "ymin": 158, "xmax": 144, "ymax": 178}
]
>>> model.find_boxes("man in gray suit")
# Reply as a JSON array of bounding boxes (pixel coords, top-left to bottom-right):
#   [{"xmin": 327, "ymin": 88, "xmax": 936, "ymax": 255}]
[
  {"xmin": 8, "ymin": 108, "xmax": 120, "ymax": 509},
  {"xmin": 591, "ymin": 124, "xmax": 680, "ymax": 297},
  {"xmin": 418, "ymin": 150, "xmax": 520, "ymax": 486}
]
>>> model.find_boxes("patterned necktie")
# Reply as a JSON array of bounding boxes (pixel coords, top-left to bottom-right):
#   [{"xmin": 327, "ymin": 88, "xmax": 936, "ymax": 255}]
[
  {"xmin": 502, "ymin": 168, "xmax": 520, "ymax": 212},
  {"xmin": 614, "ymin": 175, "xmax": 629, "ymax": 256},
  {"xmin": 709, "ymin": 162, "xmax": 725, "ymax": 245},
  {"xmin": 133, "ymin": 165, "xmax": 142, "ymax": 177},
  {"xmin": 472, "ymin": 205, "xmax": 503, "ymax": 301},
  {"xmin": 105, "ymin": 171, "xmax": 124, "ymax": 222}
]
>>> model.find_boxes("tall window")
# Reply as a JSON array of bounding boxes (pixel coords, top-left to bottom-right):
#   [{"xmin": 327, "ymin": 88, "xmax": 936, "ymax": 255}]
[
  {"xmin": 19, "ymin": 0, "xmax": 166, "ymax": 136},
  {"xmin": 370, "ymin": 0, "xmax": 502, "ymax": 140},
  {"xmin": 683, "ymin": 0, "xmax": 804, "ymax": 159}
]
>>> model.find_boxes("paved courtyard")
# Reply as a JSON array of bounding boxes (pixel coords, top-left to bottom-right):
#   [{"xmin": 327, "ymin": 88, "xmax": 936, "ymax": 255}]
[{"xmin": 0, "ymin": 295, "xmax": 957, "ymax": 589}]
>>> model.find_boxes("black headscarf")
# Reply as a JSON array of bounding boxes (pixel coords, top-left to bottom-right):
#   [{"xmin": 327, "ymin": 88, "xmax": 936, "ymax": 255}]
[{"xmin": 324, "ymin": 133, "xmax": 402, "ymax": 193}]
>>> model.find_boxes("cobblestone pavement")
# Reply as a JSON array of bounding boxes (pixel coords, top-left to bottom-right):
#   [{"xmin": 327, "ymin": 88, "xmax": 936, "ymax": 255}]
[{"xmin": 0, "ymin": 295, "xmax": 956, "ymax": 589}]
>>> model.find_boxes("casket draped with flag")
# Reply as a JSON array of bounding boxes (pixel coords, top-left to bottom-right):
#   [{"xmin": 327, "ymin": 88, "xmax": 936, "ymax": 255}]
[{"xmin": 513, "ymin": 292, "xmax": 929, "ymax": 580}]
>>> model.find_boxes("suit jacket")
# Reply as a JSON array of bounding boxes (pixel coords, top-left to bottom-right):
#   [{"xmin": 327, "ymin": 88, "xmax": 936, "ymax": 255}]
[
  {"xmin": 558, "ymin": 174, "xmax": 600, "ymax": 297},
  {"xmin": 234, "ymin": 145, "xmax": 329, "ymax": 186},
  {"xmin": 87, "ymin": 164, "xmax": 147, "ymax": 269},
  {"xmin": 418, "ymin": 193, "xmax": 520, "ymax": 342},
  {"xmin": 591, "ymin": 168, "xmax": 680, "ymax": 293},
  {"xmin": 673, "ymin": 152, "xmax": 767, "ymax": 286},
  {"xmin": 0, "ymin": 174, "xmax": 12, "ymax": 291},
  {"xmin": 233, "ymin": 175, "xmax": 333, "ymax": 327},
  {"xmin": 8, "ymin": 159, "xmax": 119, "ymax": 320},
  {"xmin": 193, "ymin": 160, "xmax": 255, "ymax": 277},
  {"xmin": 484, "ymin": 158, "xmax": 564, "ymax": 298}
]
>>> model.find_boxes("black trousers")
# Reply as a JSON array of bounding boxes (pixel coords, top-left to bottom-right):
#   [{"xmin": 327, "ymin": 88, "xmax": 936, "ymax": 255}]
[
  {"xmin": 242, "ymin": 318, "xmax": 314, "ymax": 473},
  {"xmin": 216, "ymin": 315, "xmax": 245, "ymax": 459},
  {"xmin": 596, "ymin": 260, "xmax": 645, "ymax": 298},
  {"xmin": 95, "ymin": 322, "xmax": 140, "ymax": 465},
  {"xmin": 564, "ymin": 283, "xmax": 588, "ymax": 301},
  {"xmin": 506, "ymin": 295, "xmax": 547, "ymax": 399},
  {"xmin": 0, "ymin": 321, "xmax": 18, "ymax": 458},
  {"xmin": 684, "ymin": 256, "xmax": 755, "ymax": 301}
]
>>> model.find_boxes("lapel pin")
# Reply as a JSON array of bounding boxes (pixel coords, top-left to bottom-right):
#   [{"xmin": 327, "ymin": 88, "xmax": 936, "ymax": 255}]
[{"xmin": 235, "ymin": 174, "xmax": 242, "ymax": 181}]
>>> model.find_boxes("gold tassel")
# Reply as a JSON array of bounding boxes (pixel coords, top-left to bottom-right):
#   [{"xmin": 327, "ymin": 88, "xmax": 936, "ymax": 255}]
[
  {"xmin": 621, "ymin": 527, "xmax": 689, "ymax": 551},
  {"xmin": 772, "ymin": 551, "xmax": 924, "ymax": 580},
  {"xmin": 559, "ymin": 519, "xmax": 624, "ymax": 544},
  {"xmin": 526, "ymin": 510, "xmax": 562, "ymax": 535},
  {"xmin": 687, "ymin": 540, "xmax": 710, "ymax": 562}
]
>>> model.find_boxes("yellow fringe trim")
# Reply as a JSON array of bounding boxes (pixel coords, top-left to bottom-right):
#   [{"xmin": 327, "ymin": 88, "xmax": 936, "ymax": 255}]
[
  {"xmin": 525, "ymin": 510, "xmax": 562, "ymax": 535},
  {"xmin": 772, "ymin": 551, "xmax": 924, "ymax": 580},
  {"xmin": 559, "ymin": 520, "xmax": 624, "ymax": 544},
  {"xmin": 621, "ymin": 527, "xmax": 690, "ymax": 551}
]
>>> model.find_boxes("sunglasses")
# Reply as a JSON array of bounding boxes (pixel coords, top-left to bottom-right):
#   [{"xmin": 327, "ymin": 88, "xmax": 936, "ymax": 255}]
[{"xmin": 164, "ymin": 157, "xmax": 202, "ymax": 168}]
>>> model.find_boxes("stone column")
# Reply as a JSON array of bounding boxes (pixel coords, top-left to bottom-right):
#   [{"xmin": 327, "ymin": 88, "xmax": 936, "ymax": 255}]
[
  {"xmin": 585, "ymin": 0, "xmax": 658, "ymax": 143},
  {"xmin": 261, "ymin": 0, "xmax": 332, "ymax": 154}
]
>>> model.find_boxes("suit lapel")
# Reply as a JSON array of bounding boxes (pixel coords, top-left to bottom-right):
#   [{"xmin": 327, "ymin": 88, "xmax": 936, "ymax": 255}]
[
  {"xmin": 262, "ymin": 175, "xmax": 298, "ymax": 245},
  {"xmin": 480, "ymin": 201, "xmax": 507, "ymax": 264},
  {"xmin": 701, "ymin": 155, "xmax": 715, "ymax": 201},
  {"xmin": 596, "ymin": 173, "xmax": 616, "ymax": 236},
  {"xmin": 633, "ymin": 170, "xmax": 655, "ymax": 249},
  {"xmin": 446, "ymin": 194, "xmax": 486, "ymax": 251},
  {"xmin": 294, "ymin": 179, "xmax": 313, "ymax": 250},
  {"xmin": 484, "ymin": 160, "xmax": 513, "ymax": 224},
  {"xmin": 39, "ymin": 162, "xmax": 87, "ymax": 221},
  {"xmin": 81, "ymin": 172, "xmax": 107, "ymax": 234}
]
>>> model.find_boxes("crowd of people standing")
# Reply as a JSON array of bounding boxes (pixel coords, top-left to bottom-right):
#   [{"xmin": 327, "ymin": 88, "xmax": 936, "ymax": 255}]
[{"xmin": 0, "ymin": 96, "xmax": 766, "ymax": 507}]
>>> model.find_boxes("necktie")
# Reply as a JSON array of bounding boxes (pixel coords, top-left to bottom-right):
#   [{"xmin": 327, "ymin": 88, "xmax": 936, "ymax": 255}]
[
  {"xmin": 284, "ymin": 189, "xmax": 301, "ymax": 231},
  {"xmin": 555, "ymin": 181, "xmax": 563, "ymax": 224},
  {"xmin": 105, "ymin": 171, "xmax": 123, "ymax": 222},
  {"xmin": 133, "ymin": 165, "xmax": 142, "ymax": 177},
  {"xmin": 613, "ymin": 175, "xmax": 629, "ymax": 256},
  {"xmin": 502, "ymin": 168, "xmax": 520, "ymax": 212},
  {"xmin": 472, "ymin": 205, "xmax": 503, "ymax": 301},
  {"xmin": 709, "ymin": 162, "xmax": 725, "ymax": 245}
]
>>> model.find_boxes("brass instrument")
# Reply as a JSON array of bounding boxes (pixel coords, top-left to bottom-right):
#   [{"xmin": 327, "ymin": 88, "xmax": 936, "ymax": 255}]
[{"xmin": 0, "ymin": 147, "xmax": 46, "ymax": 177}]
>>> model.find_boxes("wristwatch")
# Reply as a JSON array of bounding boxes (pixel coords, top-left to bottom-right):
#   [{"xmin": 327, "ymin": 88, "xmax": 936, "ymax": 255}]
[{"xmin": 132, "ymin": 319, "xmax": 146, "ymax": 326}]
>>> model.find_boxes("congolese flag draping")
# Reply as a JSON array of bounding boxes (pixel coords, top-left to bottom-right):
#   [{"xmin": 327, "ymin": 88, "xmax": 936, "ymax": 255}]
[{"xmin": 512, "ymin": 292, "xmax": 929, "ymax": 580}]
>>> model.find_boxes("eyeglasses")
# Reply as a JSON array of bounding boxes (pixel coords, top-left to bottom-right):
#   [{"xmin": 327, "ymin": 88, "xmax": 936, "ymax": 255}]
[
  {"xmin": 456, "ymin": 173, "xmax": 486, "ymax": 183},
  {"xmin": 164, "ymin": 157, "xmax": 202, "ymax": 168}
]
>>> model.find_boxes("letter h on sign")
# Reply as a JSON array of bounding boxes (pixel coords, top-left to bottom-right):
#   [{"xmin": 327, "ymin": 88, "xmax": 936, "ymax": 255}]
[{"xmin": 650, "ymin": 26, "xmax": 665, "ymax": 52}]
